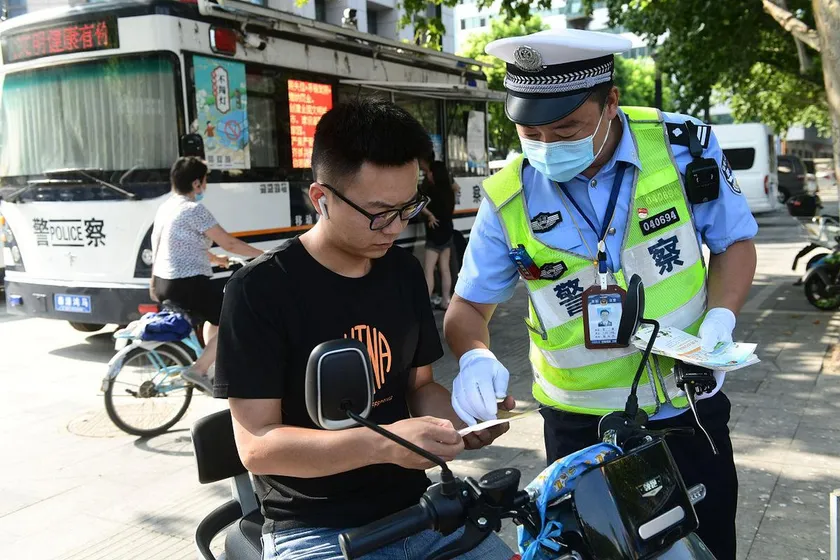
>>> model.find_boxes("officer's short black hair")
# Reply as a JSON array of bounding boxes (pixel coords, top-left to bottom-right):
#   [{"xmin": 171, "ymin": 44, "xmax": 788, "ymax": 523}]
[
  {"xmin": 170, "ymin": 156, "xmax": 208, "ymax": 195},
  {"xmin": 311, "ymin": 99, "xmax": 433, "ymax": 187},
  {"xmin": 590, "ymin": 80, "xmax": 614, "ymax": 110}
]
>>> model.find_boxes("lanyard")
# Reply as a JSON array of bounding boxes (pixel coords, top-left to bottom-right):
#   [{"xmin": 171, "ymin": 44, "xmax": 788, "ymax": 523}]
[{"xmin": 556, "ymin": 162, "xmax": 627, "ymax": 286}]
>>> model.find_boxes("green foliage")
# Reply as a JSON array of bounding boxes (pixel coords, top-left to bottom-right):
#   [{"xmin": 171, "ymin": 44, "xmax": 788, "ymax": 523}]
[
  {"xmin": 723, "ymin": 63, "xmax": 831, "ymax": 135},
  {"xmin": 596, "ymin": 0, "xmax": 828, "ymax": 131},
  {"xmin": 613, "ymin": 56, "xmax": 674, "ymax": 111},
  {"xmin": 459, "ymin": 15, "xmax": 549, "ymax": 157}
]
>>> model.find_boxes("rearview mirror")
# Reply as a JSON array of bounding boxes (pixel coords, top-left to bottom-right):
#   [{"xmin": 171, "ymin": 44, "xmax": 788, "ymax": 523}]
[
  {"xmin": 617, "ymin": 274, "xmax": 645, "ymax": 346},
  {"xmin": 305, "ymin": 339, "xmax": 373, "ymax": 430}
]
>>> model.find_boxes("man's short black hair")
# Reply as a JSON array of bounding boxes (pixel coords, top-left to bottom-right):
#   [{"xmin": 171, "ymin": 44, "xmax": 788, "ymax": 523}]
[
  {"xmin": 170, "ymin": 156, "xmax": 208, "ymax": 195},
  {"xmin": 311, "ymin": 99, "xmax": 433, "ymax": 186},
  {"xmin": 590, "ymin": 80, "xmax": 614, "ymax": 110}
]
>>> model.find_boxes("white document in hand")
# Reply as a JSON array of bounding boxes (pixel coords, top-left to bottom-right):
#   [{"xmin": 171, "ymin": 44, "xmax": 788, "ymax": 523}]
[
  {"xmin": 457, "ymin": 408, "xmax": 541, "ymax": 436},
  {"xmin": 633, "ymin": 325, "xmax": 759, "ymax": 371}
]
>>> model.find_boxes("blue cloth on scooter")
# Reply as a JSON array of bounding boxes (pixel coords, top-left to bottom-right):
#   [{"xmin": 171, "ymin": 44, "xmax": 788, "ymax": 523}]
[
  {"xmin": 517, "ymin": 442, "xmax": 621, "ymax": 560},
  {"xmin": 138, "ymin": 311, "xmax": 192, "ymax": 342}
]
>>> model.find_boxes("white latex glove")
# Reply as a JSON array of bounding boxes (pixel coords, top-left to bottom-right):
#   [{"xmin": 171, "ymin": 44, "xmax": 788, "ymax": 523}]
[
  {"xmin": 698, "ymin": 308, "xmax": 736, "ymax": 352},
  {"xmin": 451, "ymin": 349, "xmax": 510, "ymax": 426}
]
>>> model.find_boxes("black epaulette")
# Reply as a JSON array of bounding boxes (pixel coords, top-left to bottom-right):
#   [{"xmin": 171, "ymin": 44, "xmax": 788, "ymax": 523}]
[{"xmin": 665, "ymin": 122, "xmax": 712, "ymax": 150}]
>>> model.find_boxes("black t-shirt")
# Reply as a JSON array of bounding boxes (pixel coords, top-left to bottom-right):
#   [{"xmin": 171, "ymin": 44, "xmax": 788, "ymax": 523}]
[{"xmin": 214, "ymin": 237, "xmax": 443, "ymax": 531}]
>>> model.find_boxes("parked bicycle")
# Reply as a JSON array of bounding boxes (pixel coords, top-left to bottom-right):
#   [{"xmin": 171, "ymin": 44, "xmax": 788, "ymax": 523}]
[{"xmin": 101, "ymin": 257, "xmax": 247, "ymax": 437}]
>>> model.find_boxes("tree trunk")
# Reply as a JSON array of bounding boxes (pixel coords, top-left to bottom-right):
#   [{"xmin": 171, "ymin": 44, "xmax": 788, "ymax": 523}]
[
  {"xmin": 770, "ymin": 0, "xmax": 813, "ymax": 72},
  {"xmin": 812, "ymin": 0, "xmax": 840, "ymax": 215}
]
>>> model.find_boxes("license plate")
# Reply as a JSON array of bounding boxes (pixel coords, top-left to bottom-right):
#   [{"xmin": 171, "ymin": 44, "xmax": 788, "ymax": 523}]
[{"xmin": 54, "ymin": 294, "xmax": 92, "ymax": 313}]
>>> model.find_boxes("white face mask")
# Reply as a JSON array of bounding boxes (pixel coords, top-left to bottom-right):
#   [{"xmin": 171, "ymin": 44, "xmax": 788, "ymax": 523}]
[{"xmin": 519, "ymin": 106, "xmax": 612, "ymax": 183}]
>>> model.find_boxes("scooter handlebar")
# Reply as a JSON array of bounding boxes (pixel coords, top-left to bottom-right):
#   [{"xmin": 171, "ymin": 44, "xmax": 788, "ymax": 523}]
[{"xmin": 339, "ymin": 501, "xmax": 436, "ymax": 560}]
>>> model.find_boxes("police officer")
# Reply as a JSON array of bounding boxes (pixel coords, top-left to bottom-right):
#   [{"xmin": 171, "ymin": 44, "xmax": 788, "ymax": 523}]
[{"xmin": 443, "ymin": 29, "xmax": 757, "ymax": 560}]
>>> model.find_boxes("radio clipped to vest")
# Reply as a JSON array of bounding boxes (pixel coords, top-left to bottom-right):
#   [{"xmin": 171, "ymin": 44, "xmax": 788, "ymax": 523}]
[{"xmin": 683, "ymin": 121, "xmax": 720, "ymax": 204}]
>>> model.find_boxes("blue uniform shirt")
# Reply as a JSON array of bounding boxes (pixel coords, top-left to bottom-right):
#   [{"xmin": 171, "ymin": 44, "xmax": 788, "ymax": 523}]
[{"xmin": 455, "ymin": 109, "xmax": 758, "ymax": 305}]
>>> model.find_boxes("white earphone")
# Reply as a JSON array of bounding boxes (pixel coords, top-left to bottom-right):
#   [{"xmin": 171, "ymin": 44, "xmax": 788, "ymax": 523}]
[{"xmin": 318, "ymin": 197, "xmax": 329, "ymax": 219}]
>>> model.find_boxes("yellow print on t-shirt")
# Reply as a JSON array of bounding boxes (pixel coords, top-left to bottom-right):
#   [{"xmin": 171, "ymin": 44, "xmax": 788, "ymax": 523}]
[{"xmin": 344, "ymin": 325, "xmax": 392, "ymax": 390}]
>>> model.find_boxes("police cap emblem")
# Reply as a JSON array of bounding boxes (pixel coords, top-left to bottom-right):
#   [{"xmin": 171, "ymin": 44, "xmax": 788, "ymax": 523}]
[{"xmin": 513, "ymin": 45, "xmax": 544, "ymax": 72}]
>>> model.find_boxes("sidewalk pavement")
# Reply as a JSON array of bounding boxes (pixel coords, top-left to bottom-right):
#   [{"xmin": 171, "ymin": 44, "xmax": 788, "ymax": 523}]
[{"xmin": 2, "ymin": 208, "xmax": 840, "ymax": 560}]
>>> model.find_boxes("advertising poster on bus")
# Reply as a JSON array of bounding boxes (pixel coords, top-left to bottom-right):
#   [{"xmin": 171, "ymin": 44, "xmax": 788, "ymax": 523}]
[{"xmin": 193, "ymin": 55, "xmax": 250, "ymax": 169}]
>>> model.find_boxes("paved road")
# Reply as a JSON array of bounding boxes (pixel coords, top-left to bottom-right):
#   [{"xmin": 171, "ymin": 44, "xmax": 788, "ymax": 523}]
[{"xmin": 2, "ymin": 205, "xmax": 839, "ymax": 560}]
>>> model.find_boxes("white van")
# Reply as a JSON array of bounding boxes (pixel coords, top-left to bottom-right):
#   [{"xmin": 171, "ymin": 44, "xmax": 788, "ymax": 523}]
[{"xmin": 711, "ymin": 123, "xmax": 779, "ymax": 213}]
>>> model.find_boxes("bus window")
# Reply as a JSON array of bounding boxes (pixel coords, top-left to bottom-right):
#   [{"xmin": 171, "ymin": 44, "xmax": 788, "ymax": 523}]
[
  {"xmin": 394, "ymin": 94, "xmax": 442, "ymax": 158},
  {"xmin": 246, "ymin": 71, "xmax": 280, "ymax": 169},
  {"xmin": 0, "ymin": 55, "xmax": 179, "ymax": 179},
  {"xmin": 189, "ymin": 57, "xmax": 340, "ymax": 182},
  {"xmin": 445, "ymin": 100, "xmax": 487, "ymax": 177}
]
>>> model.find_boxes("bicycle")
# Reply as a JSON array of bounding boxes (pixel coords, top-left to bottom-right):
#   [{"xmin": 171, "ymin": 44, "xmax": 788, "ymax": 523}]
[
  {"xmin": 101, "ymin": 256, "xmax": 248, "ymax": 437},
  {"xmin": 101, "ymin": 302, "xmax": 204, "ymax": 437}
]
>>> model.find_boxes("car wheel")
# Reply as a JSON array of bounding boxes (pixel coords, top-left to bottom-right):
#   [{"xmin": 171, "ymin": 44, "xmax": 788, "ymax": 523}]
[{"xmin": 777, "ymin": 189, "xmax": 790, "ymax": 204}]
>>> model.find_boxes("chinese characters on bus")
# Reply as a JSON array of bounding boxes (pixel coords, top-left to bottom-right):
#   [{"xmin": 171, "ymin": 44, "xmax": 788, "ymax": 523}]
[
  {"xmin": 32, "ymin": 218, "xmax": 106, "ymax": 248},
  {"xmin": 194, "ymin": 56, "xmax": 250, "ymax": 170},
  {"xmin": 3, "ymin": 19, "xmax": 116, "ymax": 64},
  {"xmin": 288, "ymin": 80, "xmax": 332, "ymax": 169}
]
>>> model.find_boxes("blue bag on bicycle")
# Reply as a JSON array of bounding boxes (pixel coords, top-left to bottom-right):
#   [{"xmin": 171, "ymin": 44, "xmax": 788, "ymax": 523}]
[{"xmin": 139, "ymin": 311, "xmax": 192, "ymax": 342}]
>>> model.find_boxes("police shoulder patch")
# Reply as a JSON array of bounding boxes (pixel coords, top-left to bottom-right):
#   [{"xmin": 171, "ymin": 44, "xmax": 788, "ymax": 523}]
[
  {"xmin": 531, "ymin": 211, "xmax": 562, "ymax": 233},
  {"xmin": 539, "ymin": 261, "xmax": 568, "ymax": 281},
  {"xmin": 721, "ymin": 156, "xmax": 742, "ymax": 195}
]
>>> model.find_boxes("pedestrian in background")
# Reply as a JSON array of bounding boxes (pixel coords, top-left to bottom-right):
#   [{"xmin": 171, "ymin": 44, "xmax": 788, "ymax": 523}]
[{"xmin": 419, "ymin": 154, "xmax": 458, "ymax": 310}]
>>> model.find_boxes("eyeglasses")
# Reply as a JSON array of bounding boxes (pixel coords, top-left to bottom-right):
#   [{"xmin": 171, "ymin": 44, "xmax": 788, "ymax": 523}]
[{"xmin": 318, "ymin": 183, "xmax": 430, "ymax": 231}]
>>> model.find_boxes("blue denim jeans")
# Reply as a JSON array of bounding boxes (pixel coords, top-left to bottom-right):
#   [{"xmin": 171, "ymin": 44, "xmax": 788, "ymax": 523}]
[{"xmin": 263, "ymin": 525, "xmax": 516, "ymax": 560}]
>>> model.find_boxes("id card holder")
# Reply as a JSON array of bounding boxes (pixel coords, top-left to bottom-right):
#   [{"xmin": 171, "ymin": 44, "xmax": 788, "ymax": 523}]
[
  {"xmin": 582, "ymin": 284, "xmax": 627, "ymax": 349},
  {"xmin": 508, "ymin": 244, "xmax": 540, "ymax": 281}
]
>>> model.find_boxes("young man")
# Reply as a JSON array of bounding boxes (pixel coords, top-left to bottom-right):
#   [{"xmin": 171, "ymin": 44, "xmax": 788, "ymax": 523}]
[{"xmin": 214, "ymin": 99, "xmax": 515, "ymax": 560}]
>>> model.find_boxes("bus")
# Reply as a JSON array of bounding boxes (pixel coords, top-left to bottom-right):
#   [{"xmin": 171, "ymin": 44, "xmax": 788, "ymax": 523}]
[{"xmin": 0, "ymin": 0, "xmax": 502, "ymax": 331}]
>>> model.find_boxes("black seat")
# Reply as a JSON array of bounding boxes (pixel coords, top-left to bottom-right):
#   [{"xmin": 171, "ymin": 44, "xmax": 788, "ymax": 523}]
[
  {"xmin": 225, "ymin": 510, "xmax": 264, "ymax": 559},
  {"xmin": 191, "ymin": 409, "xmax": 263, "ymax": 560}
]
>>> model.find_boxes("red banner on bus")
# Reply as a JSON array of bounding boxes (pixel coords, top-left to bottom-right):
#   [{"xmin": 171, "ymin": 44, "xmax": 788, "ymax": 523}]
[{"xmin": 288, "ymin": 80, "xmax": 333, "ymax": 169}]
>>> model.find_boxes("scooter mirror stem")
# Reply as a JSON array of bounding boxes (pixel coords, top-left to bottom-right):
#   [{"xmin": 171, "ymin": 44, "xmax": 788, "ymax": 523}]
[
  {"xmin": 625, "ymin": 318, "xmax": 660, "ymax": 419},
  {"xmin": 345, "ymin": 409, "xmax": 458, "ymax": 496}
]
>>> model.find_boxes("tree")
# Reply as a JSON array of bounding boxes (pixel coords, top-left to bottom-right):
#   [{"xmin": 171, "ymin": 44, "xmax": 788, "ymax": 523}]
[
  {"xmin": 613, "ymin": 56, "xmax": 675, "ymax": 111},
  {"xmin": 459, "ymin": 15, "xmax": 549, "ymax": 158},
  {"xmin": 590, "ymin": 0, "xmax": 839, "ymax": 205},
  {"xmin": 399, "ymin": 0, "xmax": 553, "ymax": 49}
]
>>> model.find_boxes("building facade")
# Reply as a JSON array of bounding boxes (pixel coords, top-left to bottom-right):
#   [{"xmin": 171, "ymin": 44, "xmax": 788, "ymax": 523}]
[{"xmin": 453, "ymin": 0, "xmax": 647, "ymax": 56}]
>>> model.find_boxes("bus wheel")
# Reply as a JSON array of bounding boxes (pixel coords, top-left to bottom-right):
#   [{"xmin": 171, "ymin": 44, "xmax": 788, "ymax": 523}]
[{"xmin": 69, "ymin": 322, "xmax": 106, "ymax": 333}]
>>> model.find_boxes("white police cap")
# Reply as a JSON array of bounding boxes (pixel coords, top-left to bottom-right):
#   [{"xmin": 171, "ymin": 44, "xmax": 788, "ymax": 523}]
[{"xmin": 485, "ymin": 29, "xmax": 632, "ymax": 126}]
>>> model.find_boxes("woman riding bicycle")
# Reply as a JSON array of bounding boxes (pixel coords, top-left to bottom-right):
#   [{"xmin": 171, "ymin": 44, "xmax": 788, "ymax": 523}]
[{"xmin": 150, "ymin": 156, "xmax": 264, "ymax": 392}]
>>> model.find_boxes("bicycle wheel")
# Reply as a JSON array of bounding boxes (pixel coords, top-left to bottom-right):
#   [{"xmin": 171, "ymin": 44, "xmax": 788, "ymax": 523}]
[{"xmin": 104, "ymin": 344, "xmax": 194, "ymax": 437}]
